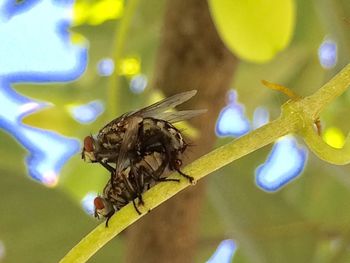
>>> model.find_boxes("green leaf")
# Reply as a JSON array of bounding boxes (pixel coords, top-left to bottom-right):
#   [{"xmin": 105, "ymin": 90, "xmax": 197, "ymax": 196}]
[{"xmin": 208, "ymin": 0, "xmax": 295, "ymax": 63}]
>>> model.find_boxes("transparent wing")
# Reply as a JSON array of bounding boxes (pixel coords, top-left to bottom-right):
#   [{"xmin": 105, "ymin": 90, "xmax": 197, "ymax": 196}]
[
  {"xmin": 126, "ymin": 90, "xmax": 198, "ymax": 119},
  {"xmin": 155, "ymin": 109, "xmax": 207, "ymax": 123},
  {"xmin": 100, "ymin": 90, "xmax": 199, "ymax": 133},
  {"xmin": 115, "ymin": 116, "xmax": 143, "ymax": 173}
]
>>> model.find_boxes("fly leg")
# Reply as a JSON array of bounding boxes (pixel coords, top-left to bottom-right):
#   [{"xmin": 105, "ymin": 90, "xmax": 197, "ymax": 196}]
[
  {"xmin": 99, "ymin": 161, "xmax": 120, "ymax": 188},
  {"xmin": 154, "ymin": 155, "xmax": 179, "ymax": 182},
  {"xmin": 131, "ymin": 165, "xmax": 145, "ymax": 194},
  {"xmin": 130, "ymin": 166, "xmax": 146, "ymax": 207},
  {"xmin": 105, "ymin": 210, "xmax": 115, "ymax": 227},
  {"xmin": 98, "ymin": 160, "xmax": 117, "ymax": 187},
  {"xmin": 149, "ymin": 132, "xmax": 193, "ymax": 183},
  {"xmin": 169, "ymin": 155, "xmax": 194, "ymax": 184},
  {"xmin": 132, "ymin": 199, "xmax": 142, "ymax": 215},
  {"xmin": 139, "ymin": 165, "xmax": 179, "ymax": 184},
  {"xmin": 137, "ymin": 194, "xmax": 144, "ymax": 206},
  {"xmin": 157, "ymin": 177, "xmax": 180, "ymax": 183},
  {"xmin": 98, "ymin": 160, "xmax": 115, "ymax": 173},
  {"xmin": 176, "ymin": 168, "xmax": 194, "ymax": 184}
]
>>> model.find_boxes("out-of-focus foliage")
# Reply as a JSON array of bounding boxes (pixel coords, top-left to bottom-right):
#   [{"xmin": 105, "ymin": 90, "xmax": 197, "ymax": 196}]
[
  {"xmin": 73, "ymin": 0, "xmax": 124, "ymax": 26},
  {"xmin": 323, "ymin": 126, "xmax": 345, "ymax": 148},
  {"xmin": 2, "ymin": 0, "xmax": 350, "ymax": 262},
  {"xmin": 207, "ymin": 239, "xmax": 236, "ymax": 263},
  {"xmin": 1, "ymin": 0, "xmax": 164, "ymax": 262},
  {"xmin": 208, "ymin": 0, "xmax": 295, "ymax": 63}
]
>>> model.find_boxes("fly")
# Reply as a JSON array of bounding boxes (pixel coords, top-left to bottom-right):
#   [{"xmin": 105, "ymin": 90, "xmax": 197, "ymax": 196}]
[{"xmin": 82, "ymin": 90, "xmax": 206, "ymax": 182}]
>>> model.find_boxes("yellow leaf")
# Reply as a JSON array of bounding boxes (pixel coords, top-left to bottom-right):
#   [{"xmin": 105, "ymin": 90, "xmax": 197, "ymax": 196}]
[
  {"xmin": 88, "ymin": 0, "xmax": 124, "ymax": 25},
  {"xmin": 208, "ymin": 0, "xmax": 296, "ymax": 63},
  {"xmin": 72, "ymin": 1, "xmax": 90, "ymax": 26}
]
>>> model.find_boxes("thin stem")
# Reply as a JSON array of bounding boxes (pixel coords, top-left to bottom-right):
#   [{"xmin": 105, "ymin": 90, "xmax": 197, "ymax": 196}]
[
  {"xmin": 302, "ymin": 63, "xmax": 350, "ymax": 119},
  {"xmin": 295, "ymin": 63, "xmax": 350, "ymax": 164},
  {"xmin": 299, "ymin": 117, "xmax": 350, "ymax": 165},
  {"xmin": 262, "ymin": 80, "xmax": 302, "ymax": 100}
]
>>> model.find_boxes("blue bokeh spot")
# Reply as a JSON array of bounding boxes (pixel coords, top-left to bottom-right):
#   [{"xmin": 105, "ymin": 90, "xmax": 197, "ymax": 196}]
[
  {"xmin": 215, "ymin": 90, "xmax": 250, "ymax": 137},
  {"xmin": 130, "ymin": 74, "xmax": 147, "ymax": 94},
  {"xmin": 81, "ymin": 192, "xmax": 97, "ymax": 216},
  {"xmin": 97, "ymin": 58, "xmax": 114, "ymax": 77},
  {"xmin": 255, "ymin": 136, "xmax": 308, "ymax": 191},
  {"xmin": 252, "ymin": 106, "xmax": 269, "ymax": 129},
  {"xmin": 0, "ymin": 240, "xmax": 4, "ymax": 261},
  {"xmin": 318, "ymin": 39, "xmax": 337, "ymax": 69},
  {"xmin": 207, "ymin": 239, "xmax": 236, "ymax": 263},
  {"xmin": 70, "ymin": 100, "xmax": 104, "ymax": 124}
]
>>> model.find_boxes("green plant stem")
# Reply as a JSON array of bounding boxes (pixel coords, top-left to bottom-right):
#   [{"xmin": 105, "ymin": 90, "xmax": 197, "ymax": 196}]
[
  {"xmin": 300, "ymin": 122, "xmax": 350, "ymax": 165},
  {"xmin": 295, "ymin": 63, "xmax": 350, "ymax": 164},
  {"xmin": 301, "ymin": 62, "xmax": 350, "ymax": 118},
  {"xmin": 59, "ymin": 64, "xmax": 350, "ymax": 263},
  {"xmin": 107, "ymin": 0, "xmax": 140, "ymax": 117},
  {"xmin": 59, "ymin": 116, "xmax": 296, "ymax": 263}
]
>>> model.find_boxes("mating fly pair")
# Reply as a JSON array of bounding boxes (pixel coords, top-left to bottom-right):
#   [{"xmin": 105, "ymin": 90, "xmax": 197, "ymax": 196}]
[{"xmin": 82, "ymin": 90, "xmax": 206, "ymax": 226}]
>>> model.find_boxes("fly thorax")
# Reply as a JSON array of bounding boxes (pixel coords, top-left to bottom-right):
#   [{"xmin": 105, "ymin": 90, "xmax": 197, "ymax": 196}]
[
  {"xmin": 142, "ymin": 118, "xmax": 156, "ymax": 132},
  {"xmin": 166, "ymin": 126, "xmax": 185, "ymax": 150},
  {"xmin": 155, "ymin": 120, "xmax": 166, "ymax": 129}
]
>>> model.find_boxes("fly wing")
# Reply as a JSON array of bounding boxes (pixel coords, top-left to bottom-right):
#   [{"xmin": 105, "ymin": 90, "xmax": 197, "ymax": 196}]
[
  {"xmin": 126, "ymin": 90, "xmax": 198, "ymax": 119},
  {"xmin": 115, "ymin": 116, "xmax": 143, "ymax": 173},
  {"xmin": 99, "ymin": 90, "xmax": 198, "ymax": 134},
  {"xmin": 155, "ymin": 109, "xmax": 207, "ymax": 123}
]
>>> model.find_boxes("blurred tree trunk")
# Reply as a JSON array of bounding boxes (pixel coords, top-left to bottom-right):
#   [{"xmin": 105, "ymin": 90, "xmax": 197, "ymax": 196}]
[{"xmin": 125, "ymin": 0, "xmax": 237, "ymax": 262}]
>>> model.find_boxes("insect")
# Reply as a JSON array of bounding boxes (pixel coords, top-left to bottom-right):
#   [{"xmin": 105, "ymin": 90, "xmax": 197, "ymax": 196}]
[
  {"xmin": 94, "ymin": 151, "xmax": 179, "ymax": 226},
  {"xmin": 84, "ymin": 90, "xmax": 205, "ymax": 226},
  {"xmin": 82, "ymin": 90, "xmax": 206, "ymax": 182}
]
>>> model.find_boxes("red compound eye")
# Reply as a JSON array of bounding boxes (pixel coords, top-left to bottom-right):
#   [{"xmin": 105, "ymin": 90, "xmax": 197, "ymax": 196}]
[
  {"xmin": 83, "ymin": 136, "xmax": 94, "ymax": 152},
  {"xmin": 94, "ymin": 197, "xmax": 105, "ymax": 210}
]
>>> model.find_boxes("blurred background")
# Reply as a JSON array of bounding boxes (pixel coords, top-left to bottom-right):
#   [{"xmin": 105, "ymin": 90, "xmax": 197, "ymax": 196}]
[{"xmin": 1, "ymin": 0, "xmax": 350, "ymax": 262}]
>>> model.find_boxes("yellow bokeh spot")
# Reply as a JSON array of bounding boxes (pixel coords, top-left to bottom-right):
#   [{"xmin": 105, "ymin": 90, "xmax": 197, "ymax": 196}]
[
  {"xmin": 73, "ymin": 0, "xmax": 124, "ymax": 26},
  {"xmin": 323, "ymin": 127, "xmax": 345, "ymax": 149},
  {"xmin": 72, "ymin": 2, "xmax": 90, "ymax": 26},
  {"xmin": 118, "ymin": 57, "xmax": 141, "ymax": 77},
  {"xmin": 70, "ymin": 32, "xmax": 86, "ymax": 44},
  {"xmin": 65, "ymin": 103, "xmax": 79, "ymax": 113}
]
